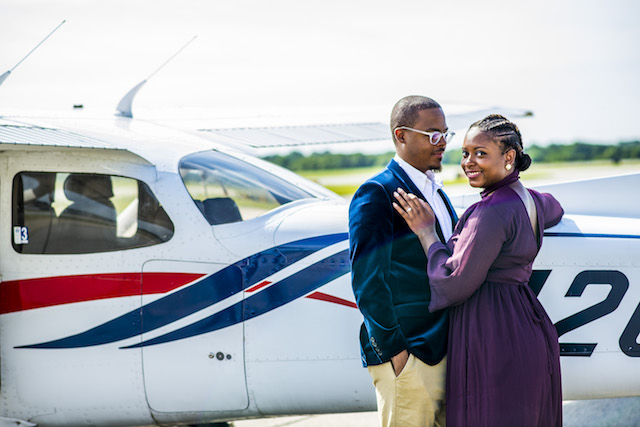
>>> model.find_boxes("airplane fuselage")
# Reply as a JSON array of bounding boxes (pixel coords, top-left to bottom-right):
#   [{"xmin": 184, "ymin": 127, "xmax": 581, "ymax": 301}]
[{"xmin": 0, "ymin": 115, "xmax": 638, "ymax": 426}]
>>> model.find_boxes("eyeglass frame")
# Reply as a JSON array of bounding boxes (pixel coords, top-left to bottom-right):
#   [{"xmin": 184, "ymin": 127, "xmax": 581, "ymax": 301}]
[{"xmin": 394, "ymin": 126, "xmax": 455, "ymax": 145}]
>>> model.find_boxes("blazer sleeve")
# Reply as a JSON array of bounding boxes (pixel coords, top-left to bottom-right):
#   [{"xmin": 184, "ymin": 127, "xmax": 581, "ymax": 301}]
[{"xmin": 349, "ymin": 181, "xmax": 409, "ymax": 361}]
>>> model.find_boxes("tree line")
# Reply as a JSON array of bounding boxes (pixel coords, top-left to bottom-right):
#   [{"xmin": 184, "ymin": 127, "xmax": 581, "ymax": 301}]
[{"xmin": 262, "ymin": 141, "xmax": 640, "ymax": 171}]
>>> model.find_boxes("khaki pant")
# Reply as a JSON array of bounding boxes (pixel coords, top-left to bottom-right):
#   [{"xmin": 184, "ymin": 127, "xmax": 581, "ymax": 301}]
[{"xmin": 367, "ymin": 354, "xmax": 446, "ymax": 427}]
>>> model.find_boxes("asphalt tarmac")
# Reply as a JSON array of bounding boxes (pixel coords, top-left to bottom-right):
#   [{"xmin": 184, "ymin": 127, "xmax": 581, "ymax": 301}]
[{"xmin": 232, "ymin": 397, "xmax": 640, "ymax": 426}]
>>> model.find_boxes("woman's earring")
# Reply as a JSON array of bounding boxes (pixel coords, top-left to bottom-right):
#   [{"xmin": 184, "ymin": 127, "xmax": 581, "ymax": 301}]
[{"xmin": 505, "ymin": 164, "xmax": 512, "ymax": 171}]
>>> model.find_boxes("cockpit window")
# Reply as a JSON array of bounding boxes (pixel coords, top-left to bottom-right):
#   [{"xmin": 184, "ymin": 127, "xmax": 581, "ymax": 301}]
[
  {"xmin": 179, "ymin": 151, "xmax": 314, "ymax": 225},
  {"xmin": 12, "ymin": 172, "xmax": 174, "ymax": 254}
]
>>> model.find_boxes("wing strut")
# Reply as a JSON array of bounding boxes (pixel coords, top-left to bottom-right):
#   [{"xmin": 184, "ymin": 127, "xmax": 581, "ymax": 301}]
[
  {"xmin": 115, "ymin": 36, "xmax": 197, "ymax": 118},
  {"xmin": 0, "ymin": 20, "xmax": 66, "ymax": 88}
]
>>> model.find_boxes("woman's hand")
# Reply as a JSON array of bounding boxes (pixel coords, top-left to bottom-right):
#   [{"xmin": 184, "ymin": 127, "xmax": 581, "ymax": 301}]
[{"xmin": 393, "ymin": 188, "xmax": 439, "ymax": 248}]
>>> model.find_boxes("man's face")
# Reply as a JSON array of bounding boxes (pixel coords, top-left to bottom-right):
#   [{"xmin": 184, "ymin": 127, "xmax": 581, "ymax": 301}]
[{"xmin": 395, "ymin": 108, "xmax": 448, "ymax": 172}]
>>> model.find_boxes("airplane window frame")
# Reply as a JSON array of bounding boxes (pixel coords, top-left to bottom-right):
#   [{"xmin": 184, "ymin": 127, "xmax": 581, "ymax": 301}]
[
  {"xmin": 179, "ymin": 150, "xmax": 316, "ymax": 226},
  {"xmin": 11, "ymin": 171, "xmax": 174, "ymax": 255}
]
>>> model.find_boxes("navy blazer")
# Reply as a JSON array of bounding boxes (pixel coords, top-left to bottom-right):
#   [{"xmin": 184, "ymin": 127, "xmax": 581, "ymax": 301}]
[{"xmin": 349, "ymin": 159, "xmax": 458, "ymax": 366}]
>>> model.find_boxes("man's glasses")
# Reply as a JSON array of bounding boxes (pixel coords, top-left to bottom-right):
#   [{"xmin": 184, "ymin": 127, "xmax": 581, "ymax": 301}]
[{"xmin": 395, "ymin": 126, "xmax": 455, "ymax": 145}]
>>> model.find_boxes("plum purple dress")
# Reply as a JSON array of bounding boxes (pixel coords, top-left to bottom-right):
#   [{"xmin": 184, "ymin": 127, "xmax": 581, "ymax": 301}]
[{"xmin": 427, "ymin": 171, "xmax": 563, "ymax": 427}]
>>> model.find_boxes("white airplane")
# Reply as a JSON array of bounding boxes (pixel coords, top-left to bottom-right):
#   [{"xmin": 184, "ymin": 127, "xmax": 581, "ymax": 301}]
[
  {"xmin": 0, "ymin": 103, "xmax": 638, "ymax": 427},
  {"xmin": 1, "ymin": 27, "xmax": 639, "ymax": 427}
]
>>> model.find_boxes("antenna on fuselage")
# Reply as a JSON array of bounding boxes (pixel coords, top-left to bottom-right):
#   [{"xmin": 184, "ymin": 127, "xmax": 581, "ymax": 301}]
[
  {"xmin": 0, "ymin": 20, "xmax": 66, "ymax": 88},
  {"xmin": 115, "ymin": 36, "xmax": 197, "ymax": 118}
]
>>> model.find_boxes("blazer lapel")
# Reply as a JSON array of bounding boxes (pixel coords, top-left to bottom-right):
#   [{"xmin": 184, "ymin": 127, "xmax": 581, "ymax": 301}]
[
  {"xmin": 387, "ymin": 159, "xmax": 425, "ymax": 199},
  {"xmin": 387, "ymin": 159, "xmax": 447, "ymax": 243}
]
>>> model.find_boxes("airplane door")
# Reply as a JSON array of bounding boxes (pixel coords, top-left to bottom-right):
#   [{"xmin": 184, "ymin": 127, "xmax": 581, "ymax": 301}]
[{"xmin": 141, "ymin": 260, "xmax": 248, "ymax": 413}]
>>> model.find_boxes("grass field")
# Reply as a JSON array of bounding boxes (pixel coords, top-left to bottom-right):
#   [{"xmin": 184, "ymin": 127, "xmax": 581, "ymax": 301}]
[{"xmin": 298, "ymin": 159, "xmax": 640, "ymax": 197}]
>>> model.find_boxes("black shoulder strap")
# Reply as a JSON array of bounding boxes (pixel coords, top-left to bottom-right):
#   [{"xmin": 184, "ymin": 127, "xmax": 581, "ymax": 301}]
[{"xmin": 438, "ymin": 189, "xmax": 458, "ymax": 232}]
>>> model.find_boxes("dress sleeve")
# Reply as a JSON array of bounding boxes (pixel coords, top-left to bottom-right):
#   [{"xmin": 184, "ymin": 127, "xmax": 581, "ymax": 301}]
[
  {"xmin": 427, "ymin": 201, "xmax": 509, "ymax": 311},
  {"xmin": 535, "ymin": 190, "xmax": 564, "ymax": 229},
  {"xmin": 349, "ymin": 181, "xmax": 408, "ymax": 360}
]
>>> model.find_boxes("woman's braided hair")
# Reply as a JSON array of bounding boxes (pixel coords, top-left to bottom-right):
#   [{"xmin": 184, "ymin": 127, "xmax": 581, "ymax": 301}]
[{"xmin": 469, "ymin": 114, "xmax": 532, "ymax": 171}]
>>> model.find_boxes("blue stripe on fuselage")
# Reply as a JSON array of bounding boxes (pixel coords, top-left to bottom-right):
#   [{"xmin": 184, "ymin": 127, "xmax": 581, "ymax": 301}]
[
  {"xmin": 123, "ymin": 248, "xmax": 350, "ymax": 348},
  {"xmin": 17, "ymin": 233, "xmax": 348, "ymax": 349}
]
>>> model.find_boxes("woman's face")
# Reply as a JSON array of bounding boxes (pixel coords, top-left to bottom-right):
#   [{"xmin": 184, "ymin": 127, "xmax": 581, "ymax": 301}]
[{"xmin": 461, "ymin": 128, "xmax": 515, "ymax": 188}]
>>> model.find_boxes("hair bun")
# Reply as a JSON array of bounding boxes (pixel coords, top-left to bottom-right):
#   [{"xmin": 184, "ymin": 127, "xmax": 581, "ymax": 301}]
[{"xmin": 518, "ymin": 153, "xmax": 532, "ymax": 171}]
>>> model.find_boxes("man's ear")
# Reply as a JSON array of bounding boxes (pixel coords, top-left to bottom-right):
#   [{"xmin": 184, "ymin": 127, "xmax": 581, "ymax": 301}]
[{"xmin": 394, "ymin": 128, "xmax": 405, "ymax": 144}]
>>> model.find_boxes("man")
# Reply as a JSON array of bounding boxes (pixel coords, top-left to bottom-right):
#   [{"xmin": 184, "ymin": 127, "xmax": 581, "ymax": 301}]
[{"xmin": 349, "ymin": 95, "xmax": 458, "ymax": 427}]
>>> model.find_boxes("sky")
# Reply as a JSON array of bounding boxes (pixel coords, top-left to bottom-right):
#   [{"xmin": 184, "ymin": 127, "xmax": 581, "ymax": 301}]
[{"xmin": 1, "ymin": 0, "xmax": 639, "ymax": 147}]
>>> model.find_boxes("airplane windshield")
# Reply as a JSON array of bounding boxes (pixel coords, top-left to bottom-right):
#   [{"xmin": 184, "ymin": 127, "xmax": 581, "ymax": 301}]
[{"xmin": 179, "ymin": 151, "xmax": 315, "ymax": 225}]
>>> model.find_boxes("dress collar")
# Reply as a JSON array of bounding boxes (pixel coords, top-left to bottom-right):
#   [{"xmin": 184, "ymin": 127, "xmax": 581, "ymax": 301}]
[{"xmin": 480, "ymin": 170, "xmax": 520, "ymax": 199}]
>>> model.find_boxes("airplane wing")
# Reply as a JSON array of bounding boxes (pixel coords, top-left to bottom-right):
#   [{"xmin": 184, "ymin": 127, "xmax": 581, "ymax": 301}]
[
  {"xmin": 0, "ymin": 120, "xmax": 120, "ymax": 151},
  {"xmin": 195, "ymin": 105, "xmax": 533, "ymax": 152},
  {"xmin": 198, "ymin": 122, "xmax": 389, "ymax": 149}
]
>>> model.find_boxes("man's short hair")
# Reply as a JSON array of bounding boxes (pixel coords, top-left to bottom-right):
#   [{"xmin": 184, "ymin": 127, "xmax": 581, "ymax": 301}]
[{"xmin": 390, "ymin": 96, "xmax": 442, "ymax": 143}]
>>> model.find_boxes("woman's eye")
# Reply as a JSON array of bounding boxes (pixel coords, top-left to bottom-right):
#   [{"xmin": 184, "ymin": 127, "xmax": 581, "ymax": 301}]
[
  {"xmin": 476, "ymin": 150, "xmax": 486, "ymax": 156},
  {"xmin": 461, "ymin": 151, "xmax": 469, "ymax": 158}
]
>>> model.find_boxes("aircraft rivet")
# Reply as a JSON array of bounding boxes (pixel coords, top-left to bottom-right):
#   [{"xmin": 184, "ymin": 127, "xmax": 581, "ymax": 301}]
[
  {"xmin": 208, "ymin": 353, "xmax": 215, "ymax": 359},
  {"xmin": 216, "ymin": 352, "xmax": 225, "ymax": 360},
  {"xmin": 226, "ymin": 354, "xmax": 232, "ymax": 360}
]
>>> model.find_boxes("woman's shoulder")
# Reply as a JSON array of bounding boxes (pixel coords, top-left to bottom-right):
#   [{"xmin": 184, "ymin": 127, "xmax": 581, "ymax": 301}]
[
  {"xmin": 461, "ymin": 192, "xmax": 511, "ymax": 222},
  {"xmin": 453, "ymin": 194, "xmax": 514, "ymax": 241},
  {"xmin": 456, "ymin": 189, "xmax": 519, "ymax": 234}
]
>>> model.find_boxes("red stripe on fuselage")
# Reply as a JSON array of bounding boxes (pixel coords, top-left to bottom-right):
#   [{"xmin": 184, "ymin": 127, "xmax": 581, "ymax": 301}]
[
  {"xmin": 0, "ymin": 272, "xmax": 205, "ymax": 314},
  {"xmin": 305, "ymin": 291, "xmax": 357, "ymax": 309},
  {"xmin": 245, "ymin": 280, "xmax": 272, "ymax": 292}
]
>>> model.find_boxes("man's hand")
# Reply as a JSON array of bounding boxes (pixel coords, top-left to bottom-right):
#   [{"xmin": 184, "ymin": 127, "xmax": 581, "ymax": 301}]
[{"xmin": 390, "ymin": 349, "xmax": 409, "ymax": 377}]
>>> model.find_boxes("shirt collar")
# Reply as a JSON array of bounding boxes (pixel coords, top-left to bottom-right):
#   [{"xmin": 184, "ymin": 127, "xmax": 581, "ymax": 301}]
[{"xmin": 394, "ymin": 155, "xmax": 443, "ymax": 191}]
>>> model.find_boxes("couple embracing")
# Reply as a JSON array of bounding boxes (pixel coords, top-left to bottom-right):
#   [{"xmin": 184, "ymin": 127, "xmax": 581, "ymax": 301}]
[{"xmin": 349, "ymin": 96, "xmax": 563, "ymax": 427}]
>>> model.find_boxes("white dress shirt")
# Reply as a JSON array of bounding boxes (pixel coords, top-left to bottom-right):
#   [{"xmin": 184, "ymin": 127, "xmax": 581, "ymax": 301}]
[{"xmin": 394, "ymin": 155, "xmax": 454, "ymax": 242}]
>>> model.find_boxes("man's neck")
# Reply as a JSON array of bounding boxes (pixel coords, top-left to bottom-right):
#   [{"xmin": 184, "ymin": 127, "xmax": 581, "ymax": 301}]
[{"xmin": 394, "ymin": 155, "xmax": 439, "ymax": 176}]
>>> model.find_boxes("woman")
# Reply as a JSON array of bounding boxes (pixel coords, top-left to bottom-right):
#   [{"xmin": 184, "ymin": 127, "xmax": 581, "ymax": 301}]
[{"xmin": 393, "ymin": 114, "xmax": 563, "ymax": 427}]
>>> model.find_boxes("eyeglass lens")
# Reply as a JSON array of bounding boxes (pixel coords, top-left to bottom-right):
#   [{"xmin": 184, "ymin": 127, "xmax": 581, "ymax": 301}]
[{"xmin": 430, "ymin": 132, "xmax": 452, "ymax": 145}]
